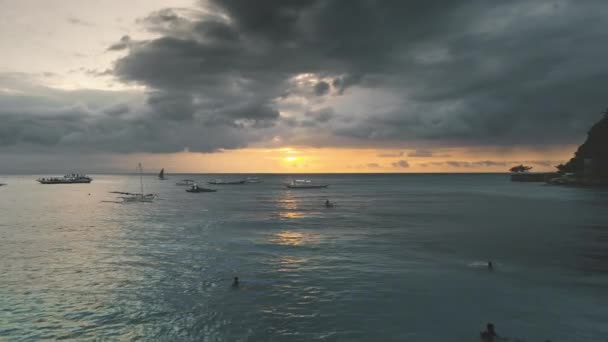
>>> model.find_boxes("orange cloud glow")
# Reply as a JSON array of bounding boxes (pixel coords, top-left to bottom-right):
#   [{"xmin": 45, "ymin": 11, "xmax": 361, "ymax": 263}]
[{"xmin": 109, "ymin": 145, "xmax": 576, "ymax": 173}]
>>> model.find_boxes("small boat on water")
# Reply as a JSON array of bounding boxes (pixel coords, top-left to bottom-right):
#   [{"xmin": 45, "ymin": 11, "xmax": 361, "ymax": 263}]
[
  {"xmin": 0, "ymin": 183, "xmax": 6, "ymax": 186},
  {"xmin": 285, "ymin": 179, "xmax": 329, "ymax": 189},
  {"xmin": 246, "ymin": 177, "xmax": 262, "ymax": 183},
  {"xmin": 208, "ymin": 179, "xmax": 246, "ymax": 185},
  {"xmin": 114, "ymin": 192, "xmax": 157, "ymax": 202},
  {"xmin": 186, "ymin": 184, "xmax": 217, "ymax": 193},
  {"xmin": 38, "ymin": 174, "xmax": 92, "ymax": 184},
  {"xmin": 176, "ymin": 179, "xmax": 196, "ymax": 186},
  {"xmin": 111, "ymin": 163, "xmax": 156, "ymax": 203},
  {"xmin": 158, "ymin": 168, "xmax": 166, "ymax": 180}
]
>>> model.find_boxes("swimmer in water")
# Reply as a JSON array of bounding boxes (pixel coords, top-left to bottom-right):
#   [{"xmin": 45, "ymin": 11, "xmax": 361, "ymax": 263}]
[
  {"xmin": 232, "ymin": 277, "xmax": 239, "ymax": 287},
  {"xmin": 480, "ymin": 323, "xmax": 499, "ymax": 342},
  {"xmin": 488, "ymin": 261, "xmax": 494, "ymax": 271}
]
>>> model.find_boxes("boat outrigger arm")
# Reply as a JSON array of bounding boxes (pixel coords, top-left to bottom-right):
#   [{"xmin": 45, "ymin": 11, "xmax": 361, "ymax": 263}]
[{"xmin": 109, "ymin": 191, "xmax": 157, "ymax": 197}]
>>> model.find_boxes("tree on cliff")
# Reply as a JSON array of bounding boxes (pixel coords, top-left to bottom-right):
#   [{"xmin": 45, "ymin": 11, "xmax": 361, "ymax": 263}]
[
  {"xmin": 510, "ymin": 165, "xmax": 533, "ymax": 173},
  {"xmin": 558, "ymin": 108, "xmax": 608, "ymax": 179}
]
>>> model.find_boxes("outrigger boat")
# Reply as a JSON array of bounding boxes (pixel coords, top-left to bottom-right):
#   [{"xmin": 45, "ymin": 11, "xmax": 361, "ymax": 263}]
[
  {"xmin": 110, "ymin": 163, "xmax": 156, "ymax": 203},
  {"xmin": 186, "ymin": 184, "xmax": 217, "ymax": 193},
  {"xmin": 176, "ymin": 179, "xmax": 196, "ymax": 186},
  {"xmin": 208, "ymin": 179, "xmax": 246, "ymax": 185},
  {"xmin": 284, "ymin": 179, "xmax": 329, "ymax": 189}
]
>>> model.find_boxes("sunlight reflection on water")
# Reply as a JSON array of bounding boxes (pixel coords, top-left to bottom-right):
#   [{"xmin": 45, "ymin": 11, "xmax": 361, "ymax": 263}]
[
  {"xmin": 269, "ymin": 231, "xmax": 321, "ymax": 247},
  {"xmin": 1, "ymin": 174, "xmax": 608, "ymax": 341}
]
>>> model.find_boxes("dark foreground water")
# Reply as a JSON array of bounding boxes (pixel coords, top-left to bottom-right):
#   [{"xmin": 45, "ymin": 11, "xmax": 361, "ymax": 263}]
[{"xmin": 1, "ymin": 174, "xmax": 608, "ymax": 341}]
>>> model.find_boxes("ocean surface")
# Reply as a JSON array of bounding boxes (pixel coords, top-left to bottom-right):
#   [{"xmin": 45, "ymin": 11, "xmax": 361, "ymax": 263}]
[{"xmin": 1, "ymin": 174, "xmax": 607, "ymax": 341}]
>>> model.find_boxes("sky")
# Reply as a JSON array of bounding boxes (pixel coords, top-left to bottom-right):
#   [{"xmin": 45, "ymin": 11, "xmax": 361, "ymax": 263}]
[{"xmin": 1, "ymin": 0, "xmax": 606, "ymax": 173}]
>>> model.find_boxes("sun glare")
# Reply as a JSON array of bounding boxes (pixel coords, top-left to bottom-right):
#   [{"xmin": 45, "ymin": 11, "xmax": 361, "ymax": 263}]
[{"xmin": 285, "ymin": 156, "xmax": 298, "ymax": 162}]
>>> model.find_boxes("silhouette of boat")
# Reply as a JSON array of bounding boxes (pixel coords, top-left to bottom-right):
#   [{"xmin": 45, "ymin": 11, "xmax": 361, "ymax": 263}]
[
  {"xmin": 285, "ymin": 179, "xmax": 329, "ymax": 189},
  {"xmin": 112, "ymin": 163, "xmax": 156, "ymax": 203},
  {"xmin": 37, "ymin": 174, "xmax": 92, "ymax": 184},
  {"xmin": 186, "ymin": 184, "xmax": 217, "ymax": 193},
  {"xmin": 176, "ymin": 179, "xmax": 195, "ymax": 186},
  {"xmin": 208, "ymin": 179, "xmax": 246, "ymax": 185}
]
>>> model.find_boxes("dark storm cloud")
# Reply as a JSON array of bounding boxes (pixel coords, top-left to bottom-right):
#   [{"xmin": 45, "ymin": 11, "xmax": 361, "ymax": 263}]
[
  {"xmin": 305, "ymin": 108, "xmax": 333, "ymax": 123},
  {"xmin": 313, "ymin": 81, "xmax": 330, "ymax": 96},
  {"xmin": 111, "ymin": 0, "xmax": 608, "ymax": 150},
  {"xmin": 287, "ymin": 107, "xmax": 334, "ymax": 127},
  {"xmin": 146, "ymin": 92, "xmax": 197, "ymax": 121},
  {"xmin": 103, "ymin": 104, "xmax": 129, "ymax": 118},
  {"xmin": 107, "ymin": 35, "xmax": 131, "ymax": 51},
  {"xmin": 206, "ymin": 0, "xmax": 317, "ymax": 41},
  {"xmin": 4, "ymin": 0, "xmax": 608, "ymax": 155},
  {"xmin": 332, "ymin": 74, "xmax": 363, "ymax": 95},
  {"xmin": 0, "ymin": 75, "xmax": 267, "ymax": 153},
  {"xmin": 0, "ymin": 103, "xmax": 251, "ymax": 153}
]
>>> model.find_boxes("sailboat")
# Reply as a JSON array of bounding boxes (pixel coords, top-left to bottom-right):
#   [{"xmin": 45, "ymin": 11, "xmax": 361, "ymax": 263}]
[
  {"xmin": 111, "ymin": 163, "xmax": 156, "ymax": 203},
  {"xmin": 158, "ymin": 168, "xmax": 166, "ymax": 180}
]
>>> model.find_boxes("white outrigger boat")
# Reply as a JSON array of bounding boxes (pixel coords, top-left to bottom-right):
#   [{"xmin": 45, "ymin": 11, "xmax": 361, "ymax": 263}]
[
  {"xmin": 285, "ymin": 179, "xmax": 329, "ymax": 189},
  {"xmin": 208, "ymin": 179, "xmax": 246, "ymax": 185},
  {"xmin": 110, "ymin": 163, "xmax": 157, "ymax": 203},
  {"xmin": 114, "ymin": 192, "xmax": 157, "ymax": 202},
  {"xmin": 176, "ymin": 179, "xmax": 196, "ymax": 186},
  {"xmin": 186, "ymin": 184, "xmax": 217, "ymax": 193}
]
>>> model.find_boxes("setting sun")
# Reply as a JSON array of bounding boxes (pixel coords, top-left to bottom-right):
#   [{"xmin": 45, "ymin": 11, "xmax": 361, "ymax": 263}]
[{"xmin": 284, "ymin": 156, "xmax": 298, "ymax": 162}]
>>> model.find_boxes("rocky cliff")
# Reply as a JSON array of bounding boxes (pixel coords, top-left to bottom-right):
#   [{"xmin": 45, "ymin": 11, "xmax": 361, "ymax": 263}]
[{"xmin": 558, "ymin": 110, "xmax": 608, "ymax": 181}]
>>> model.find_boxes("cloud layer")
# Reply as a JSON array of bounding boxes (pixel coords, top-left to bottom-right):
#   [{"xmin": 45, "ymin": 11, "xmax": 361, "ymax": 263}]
[{"xmin": 2, "ymin": 0, "xmax": 608, "ymax": 154}]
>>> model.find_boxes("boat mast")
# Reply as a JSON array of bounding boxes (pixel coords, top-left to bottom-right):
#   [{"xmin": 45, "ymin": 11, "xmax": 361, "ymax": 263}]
[{"xmin": 139, "ymin": 163, "xmax": 144, "ymax": 196}]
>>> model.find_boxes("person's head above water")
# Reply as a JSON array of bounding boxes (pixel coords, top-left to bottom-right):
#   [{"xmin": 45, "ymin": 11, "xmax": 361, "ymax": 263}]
[
  {"xmin": 232, "ymin": 277, "xmax": 239, "ymax": 286},
  {"xmin": 480, "ymin": 323, "xmax": 498, "ymax": 341}
]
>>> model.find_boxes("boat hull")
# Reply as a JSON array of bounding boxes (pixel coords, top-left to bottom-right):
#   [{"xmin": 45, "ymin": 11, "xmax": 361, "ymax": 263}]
[
  {"xmin": 37, "ymin": 179, "xmax": 92, "ymax": 184},
  {"xmin": 186, "ymin": 188, "xmax": 217, "ymax": 193},
  {"xmin": 120, "ymin": 194, "xmax": 156, "ymax": 202},
  {"xmin": 121, "ymin": 197, "xmax": 154, "ymax": 203},
  {"xmin": 207, "ymin": 181, "xmax": 246, "ymax": 185},
  {"xmin": 176, "ymin": 181, "xmax": 195, "ymax": 186},
  {"xmin": 285, "ymin": 184, "xmax": 329, "ymax": 189}
]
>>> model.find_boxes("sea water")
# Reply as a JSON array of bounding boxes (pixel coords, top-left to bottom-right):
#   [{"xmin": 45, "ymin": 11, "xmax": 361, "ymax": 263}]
[{"xmin": 1, "ymin": 174, "xmax": 607, "ymax": 341}]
